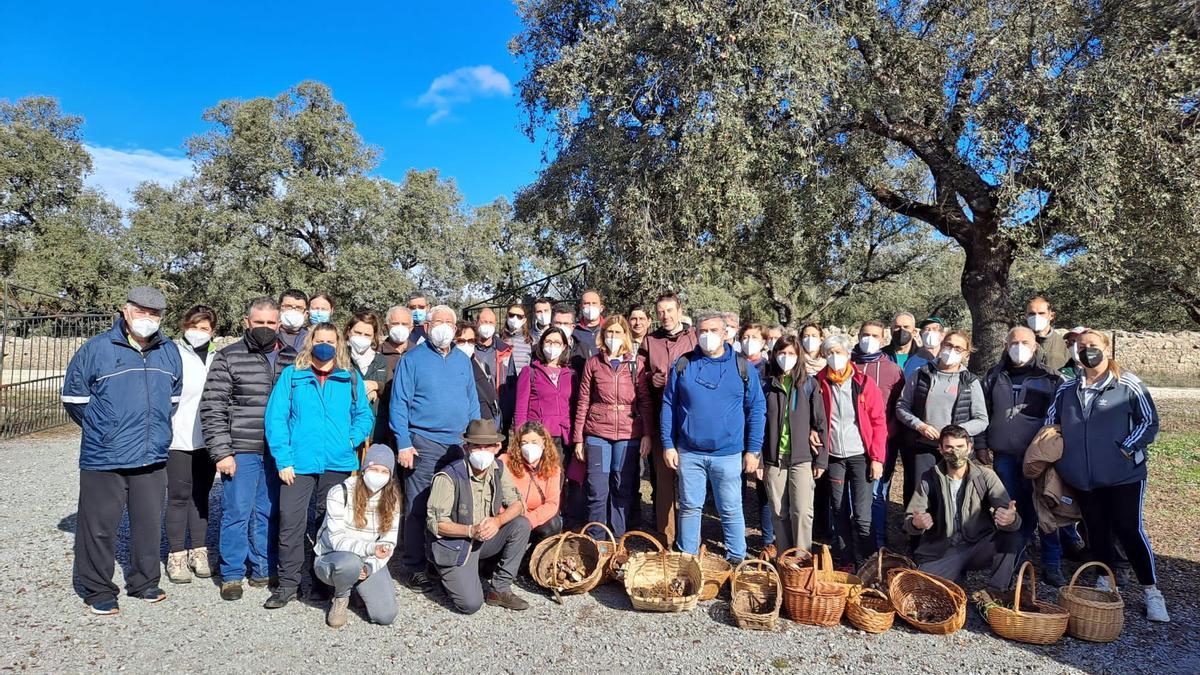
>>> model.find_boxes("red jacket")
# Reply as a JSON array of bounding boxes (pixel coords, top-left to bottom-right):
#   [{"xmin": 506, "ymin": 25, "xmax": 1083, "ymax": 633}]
[
  {"xmin": 574, "ymin": 352, "xmax": 644, "ymax": 444},
  {"xmin": 636, "ymin": 326, "xmax": 698, "ymax": 426},
  {"xmin": 815, "ymin": 366, "xmax": 888, "ymax": 464}
]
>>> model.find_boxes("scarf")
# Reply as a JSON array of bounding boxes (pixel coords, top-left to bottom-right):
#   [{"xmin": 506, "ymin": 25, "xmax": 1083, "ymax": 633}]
[
  {"xmin": 803, "ymin": 354, "xmax": 827, "ymax": 376},
  {"xmin": 826, "ymin": 362, "xmax": 854, "ymax": 386},
  {"xmin": 851, "ymin": 346, "xmax": 885, "ymax": 364},
  {"xmin": 352, "ymin": 348, "xmax": 376, "ymax": 376}
]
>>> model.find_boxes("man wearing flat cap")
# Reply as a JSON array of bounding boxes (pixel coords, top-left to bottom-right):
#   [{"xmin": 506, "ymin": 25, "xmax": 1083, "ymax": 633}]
[
  {"xmin": 426, "ymin": 419, "xmax": 531, "ymax": 614},
  {"xmin": 62, "ymin": 286, "xmax": 183, "ymax": 615}
]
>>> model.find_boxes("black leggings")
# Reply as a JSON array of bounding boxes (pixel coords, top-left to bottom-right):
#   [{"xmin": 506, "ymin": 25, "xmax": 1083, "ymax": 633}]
[
  {"xmin": 1075, "ymin": 480, "xmax": 1157, "ymax": 586},
  {"xmin": 827, "ymin": 454, "xmax": 875, "ymax": 565},
  {"xmin": 901, "ymin": 445, "xmax": 938, "ymax": 550},
  {"xmin": 165, "ymin": 449, "xmax": 215, "ymax": 552}
]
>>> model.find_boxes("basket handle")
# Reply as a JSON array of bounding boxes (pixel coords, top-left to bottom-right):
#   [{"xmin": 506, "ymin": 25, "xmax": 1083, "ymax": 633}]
[
  {"xmin": 579, "ymin": 521, "xmax": 616, "ymax": 546},
  {"xmin": 1012, "ymin": 560, "xmax": 1037, "ymax": 614},
  {"xmin": 732, "ymin": 558, "xmax": 782, "ymax": 614},
  {"xmin": 903, "ymin": 568, "xmax": 959, "ymax": 601},
  {"xmin": 617, "ymin": 530, "xmax": 665, "ymax": 555},
  {"xmin": 1067, "ymin": 560, "xmax": 1118, "ymax": 593}
]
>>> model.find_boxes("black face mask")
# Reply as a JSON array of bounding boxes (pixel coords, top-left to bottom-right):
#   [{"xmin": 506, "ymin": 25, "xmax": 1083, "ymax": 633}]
[
  {"xmin": 1079, "ymin": 347, "xmax": 1105, "ymax": 369},
  {"xmin": 890, "ymin": 328, "xmax": 912, "ymax": 348},
  {"xmin": 246, "ymin": 326, "xmax": 278, "ymax": 352}
]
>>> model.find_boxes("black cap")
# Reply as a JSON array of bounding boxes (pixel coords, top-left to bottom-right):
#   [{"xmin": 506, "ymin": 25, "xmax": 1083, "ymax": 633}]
[{"xmin": 127, "ymin": 286, "xmax": 167, "ymax": 311}]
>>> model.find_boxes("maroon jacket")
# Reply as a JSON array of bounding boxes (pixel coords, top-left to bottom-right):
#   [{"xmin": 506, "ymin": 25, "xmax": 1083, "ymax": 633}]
[
  {"xmin": 852, "ymin": 351, "xmax": 906, "ymax": 444},
  {"xmin": 574, "ymin": 352, "xmax": 644, "ymax": 444},
  {"xmin": 636, "ymin": 325, "xmax": 698, "ymax": 431}
]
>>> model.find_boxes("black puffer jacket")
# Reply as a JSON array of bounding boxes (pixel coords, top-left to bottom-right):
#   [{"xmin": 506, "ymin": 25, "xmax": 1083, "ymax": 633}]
[
  {"xmin": 201, "ymin": 337, "xmax": 297, "ymax": 461},
  {"xmin": 762, "ymin": 373, "xmax": 827, "ymax": 469}
]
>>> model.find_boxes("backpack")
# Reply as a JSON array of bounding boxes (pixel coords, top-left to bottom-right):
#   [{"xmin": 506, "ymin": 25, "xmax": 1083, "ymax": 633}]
[{"xmin": 674, "ymin": 351, "xmax": 750, "ymax": 390}]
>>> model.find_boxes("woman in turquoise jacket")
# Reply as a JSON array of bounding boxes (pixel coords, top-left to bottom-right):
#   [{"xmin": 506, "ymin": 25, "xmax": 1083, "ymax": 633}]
[{"xmin": 264, "ymin": 321, "xmax": 374, "ymax": 609}]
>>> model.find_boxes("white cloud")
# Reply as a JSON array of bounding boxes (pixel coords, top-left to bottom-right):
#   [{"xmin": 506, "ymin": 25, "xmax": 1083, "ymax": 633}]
[
  {"xmin": 83, "ymin": 145, "xmax": 194, "ymax": 211},
  {"xmin": 417, "ymin": 65, "xmax": 512, "ymax": 124}
]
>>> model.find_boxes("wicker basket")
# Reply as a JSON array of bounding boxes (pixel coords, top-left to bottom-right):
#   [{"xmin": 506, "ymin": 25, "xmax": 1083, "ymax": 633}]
[
  {"xmin": 846, "ymin": 587, "xmax": 895, "ymax": 633},
  {"xmin": 856, "ymin": 547, "xmax": 915, "ymax": 592},
  {"xmin": 888, "ymin": 569, "xmax": 967, "ymax": 635},
  {"xmin": 975, "ymin": 562, "xmax": 1069, "ymax": 645},
  {"xmin": 730, "ymin": 559, "xmax": 781, "ymax": 631},
  {"xmin": 1058, "ymin": 561, "xmax": 1125, "ymax": 643},
  {"xmin": 698, "ymin": 545, "xmax": 733, "ymax": 601},
  {"xmin": 624, "ymin": 550, "xmax": 703, "ymax": 613},
  {"xmin": 529, "ymin": 530, "xmax": 603, "ymax": 603},
  {"xmin": 812, "ymin": 544, "xmax": 863, "ymax": 592},
  {"xmin": 780, "ymin": 546, "xmax": 848, "ymax": 626},
  {"xmin": 579, "ymin": 521, "xmax": 617, "ymax": 587},
  {"xmin": 608, "ymin": 530, "xmax": 664, "ymax": 583}
]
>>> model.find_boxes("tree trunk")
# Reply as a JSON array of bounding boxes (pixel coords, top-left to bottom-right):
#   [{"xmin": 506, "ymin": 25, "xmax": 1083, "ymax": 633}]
[{"xmin": 960, "ymin": 226, "xmax": 1015, "ymax": 374}]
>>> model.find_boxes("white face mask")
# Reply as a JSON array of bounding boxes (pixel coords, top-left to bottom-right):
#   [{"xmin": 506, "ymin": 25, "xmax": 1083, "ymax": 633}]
[
  {"xmin": 348, "ymin": 335, "xmax": 372, "ymax": 354},
  {"xmin": 361, "ymin": 470, "xmax": 390, "ymax": 492},
  {"xmin": 1008, "ymin": 343, "xmax": 1034, "ymax": 366},
  {"xmin": 543, "ymin": 343, "xmax": 564, "ymax": 362},
  {"xmin": 130, "ymin": 317, "xmax": 160, "ymax": 339},
  {"xmin": 698, "ymin": 331, "xmax": 723, "ymax": 355},
  {"xmin": 858, "ymin": 336, "xmax": 881, "ymax": 355},
  {"xmin": 388, "ymin": 324, "xmax": 411, "ymax": 344},
  {"xmin": 828, "ymin": 353, "xmax": 850, "ymax": 372},
  {"xmin": 581, "ymin": 306, "xmax": 601, "ymax": 322},
  {"xmin": 456, "ymin": 342, "xmax": 476, "ymax": 358},
  {"xmin": 939, "ymin": 349, "xmax": 963, "ymax": 367},
  {"xmin": 520, "ymin": 442, "xmax": 544, "ymax": 464},
  {"xmin": 922, "ymin": 331, "xmax": 943, "ymax": 349},
  {"xmin": 742, "ymin": 338, "xmax": 764, "ymax": 356},
  {"xmin": 280, "ymin": 310, "xmax": 305, "ymax": 331},
  {"xmin": 468, "ymin": 450, "xmax": 495, "ymax": 471},
  {"xmin": 801, "ymin": 336, "xmax": 821, "ymax": 354},
  {"xmin": 535, "ymin": 311, "xmax": 551, "ymax": 328},
  {"xmin": 1027, "ymin": 315, "xmax": 1049, "ymax": 333},
  {"xmin": 776, "ymin": 353, "xmax": 798, "ymax": 372},
  {"xmin": 725, "ymin": 326, "xmax": 738, "ymax": 341},
  {"xmin": 605, "ymin": 336, "xmax": 624, "ymax": 354},
  {"xmin": 506, "ymin": 316, "xmax": 525, "ymax": 330},
  {"xmin": 478, "ymin": 323, "xmax": 497, "ymax": 340},
  {"xmin": 429, "ymin": 323, "xmax": 455, "ymax": 349},
  {"xmin": 184, "ymin": 329, "xmax": 210, "ymax": 348}
]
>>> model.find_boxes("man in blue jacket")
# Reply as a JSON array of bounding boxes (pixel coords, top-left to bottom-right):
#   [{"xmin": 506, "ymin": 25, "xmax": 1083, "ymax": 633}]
[
  {"xmin": 390, "ymin": 304, "xmax": 481, "ymax": 589},
  {"xmin": 661, "ymin": 311, "xmax": 766, "ymax": 563},
  {"xmin": 61, "ymin": 286, "xmax": 183, "ymax": 616}
]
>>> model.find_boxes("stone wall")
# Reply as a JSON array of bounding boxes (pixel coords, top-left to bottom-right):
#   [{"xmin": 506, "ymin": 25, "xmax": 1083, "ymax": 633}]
[{"xmin": 1109, "ymin": 330, "xmax": 1200, "ymax": 386}]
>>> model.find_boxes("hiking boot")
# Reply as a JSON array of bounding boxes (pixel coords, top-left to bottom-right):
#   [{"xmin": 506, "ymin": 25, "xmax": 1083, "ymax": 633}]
[
  {"xmin": 1145, "ymin": 588, "xmax": 1170, "ymax": 623},
  {"xmin": 89, "ymin": 598, "xmax": 120, "ymax": 616},
  {"xmin": 402, "ymin": 570, "xmax": 435, "ymax": 591},
  {"xmin": 188, "ymin": 548, "xmax": 212, "ymax": 578},
  {"xmin": 485, "ymin": 589, "xmax": 530, "ymax": 611},
  {"xmin": 133, "ymin": 587, "xmax": 167, "ymax": 603},
  {"xmin": 263, "ymin": 587, "xmax": 297, "ymax": 609},
  {"xmin": 166, "ymin": 551, "xmax": 191, "ymax": 584},
  {"xmin": 326, "ymin": 597, "xmax": 350, "ymax": 628},
  {"xmin": 220, "ymin": 581, "xmax": 244, "ymax": 601},
  {"xmin": 1042, "ymin": 566, "xmax": 1068, "ymax": 588},
  {"xmin": 247, "ymin": 576, "xmax": 273, "ymax": 588}
]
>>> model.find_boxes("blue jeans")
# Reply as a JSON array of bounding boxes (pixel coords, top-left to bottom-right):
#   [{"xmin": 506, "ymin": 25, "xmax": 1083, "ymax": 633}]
[
  {"xmin": 584, "ymin": 436, "xmax": 640, "ymax": 538},
  {"xmin": 677, "ymin": 451, "xmax": 746, "ymax": 561},
  {"xmin": 871, "ymin": 444, "xmax": 898, "ymax": 548},
  {"xmin": 993, "ymin": 453, "xmax": 1063, "ymax": 569},
  {"xmin": 757, "ymin": 480, "xmax": 775, "ymax": 546},
  {"xmin": 217, "ymin": 453, "xmax": 277, "ymax": 582},
  {"xmin": 401, "ymin": 434, "xmax": 462, "ymax": 573}
]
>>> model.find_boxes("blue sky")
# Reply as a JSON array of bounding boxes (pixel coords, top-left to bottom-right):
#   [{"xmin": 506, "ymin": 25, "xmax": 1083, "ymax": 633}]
[{"xmin": 0, "ymin": 1, "xmax": 543, "ymax": 210}]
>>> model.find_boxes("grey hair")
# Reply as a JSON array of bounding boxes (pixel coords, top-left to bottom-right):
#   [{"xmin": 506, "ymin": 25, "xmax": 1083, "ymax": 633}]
[
  {"xmin": 820, "ymin": 333, "xmax": 852, "ymax": 356},
  {"xmin": 245, "ymin": 296, "xmax": 279, "ymax": 317},
  {"xmin": 385, "ymin": 305, "xmax": 410, "ymax": 322},
  {"xmin": 1007, "ymin": 325, "xmax": 1036, "ymax": 342},
  {"xmin": 892, "ymin": 311, "xmax": 916, "ymax": 323},
  {"xmin": 428, "ymin": 304, "xmax": 457, "ymax": 323},
  {"xmin": 722, "ymin": 311, "xmax": 740, "ymax": 325},
  {"xmin": 693, "ymin": 310, "xmax": 727, "ymax": 328}
]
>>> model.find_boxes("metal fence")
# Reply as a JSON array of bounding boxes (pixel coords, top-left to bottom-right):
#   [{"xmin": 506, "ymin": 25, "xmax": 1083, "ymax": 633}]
[
  {"xmin": 0, "ymin": 282, "xmax": 112, "ymax": 439},
  {"xmin": 461, "ymin": 263, "xmax": 588, "ymax": 319}
]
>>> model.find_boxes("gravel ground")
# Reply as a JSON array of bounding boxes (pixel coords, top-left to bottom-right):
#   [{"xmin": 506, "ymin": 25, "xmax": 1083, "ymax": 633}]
[{"xmin": 2, "ymin": 429, "xmax": 1198, "ymax": 674}]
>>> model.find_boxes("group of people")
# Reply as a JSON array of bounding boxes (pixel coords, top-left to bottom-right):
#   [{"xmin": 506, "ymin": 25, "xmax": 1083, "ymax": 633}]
[{"xmin": 62, "ymin": 285, "xmax": 1170, "ymax": 627}]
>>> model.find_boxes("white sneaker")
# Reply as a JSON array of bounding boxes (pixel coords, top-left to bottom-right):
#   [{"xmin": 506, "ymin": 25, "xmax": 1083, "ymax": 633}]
[
  {"xmin": 1145, "ymin": 588, "xmax": 1170, "ymax": 623},
  {"xmin": 1095, "ymin": 575, "xmax": 1113, "ymax": 592}
]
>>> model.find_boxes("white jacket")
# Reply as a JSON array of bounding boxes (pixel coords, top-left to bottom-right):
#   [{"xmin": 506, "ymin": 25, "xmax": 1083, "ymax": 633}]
[
  {"xmin": 315, "ymin": 476, "xmax": 400, "ymax": 574},
  {"xmin": 169, "ymin": 340, "xmax": 213, "ymax": 451}
]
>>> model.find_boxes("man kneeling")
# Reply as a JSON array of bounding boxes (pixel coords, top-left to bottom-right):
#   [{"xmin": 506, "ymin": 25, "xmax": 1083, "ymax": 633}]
[
  {"xmin": 427, "ymin": 419, "xmax": 531, "ymax": 613},
  {"xmin": 904, "ymin": 425, "xmax": 1023, "ymax": 591}
]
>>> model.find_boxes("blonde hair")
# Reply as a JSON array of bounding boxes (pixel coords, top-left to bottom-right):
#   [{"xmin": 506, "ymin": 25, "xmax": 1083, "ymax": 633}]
[
  {"xmin": 1079, "ymin": 329, "xmax": 1121, "ymax": 378},
  {"xmin": 293, "ymin": 322, "xmax": 351, "ymax": 371},
  {"xmin": 597, "ymin": 315, "xmax": 633, "ymax": 357}
]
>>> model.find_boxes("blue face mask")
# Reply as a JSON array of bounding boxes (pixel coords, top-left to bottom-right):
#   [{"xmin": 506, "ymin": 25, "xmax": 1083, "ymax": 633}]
[
  {"xmin": 312, "ymin": 343, "xmax": 336, "ymax": 362},
  {"xmin": 411, "ymin": 308, "xmax": 427, "ymax": 324},
  {"xmin": 310, "ymin": 310, "xmax": 331, "ymax": 325}
]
